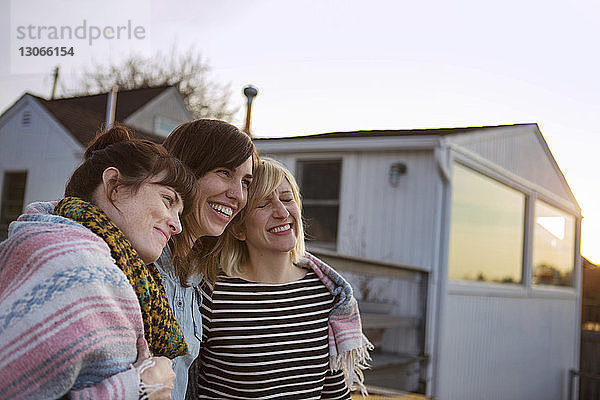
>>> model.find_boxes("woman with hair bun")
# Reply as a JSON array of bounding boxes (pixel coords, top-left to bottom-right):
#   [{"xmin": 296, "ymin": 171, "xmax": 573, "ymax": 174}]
[{"xmin": 0, "ymin": 125, "xmax": 197, "ymax": 400}]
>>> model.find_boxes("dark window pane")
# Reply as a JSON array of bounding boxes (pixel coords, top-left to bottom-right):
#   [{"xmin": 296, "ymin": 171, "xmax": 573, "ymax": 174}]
[
  {"xmin": 303, "ymin": 205, "xmax": 339, "ymax": 245},
  {"xmin": 298, "ymin": 160, "xmax": 341, "ymax": 200},
  {"xmin": 1, "ymin": 171, "xmax": 28, "ymax": 226},
  {"xmin": 297, "ymin": 159, "xmax": 341, "ymax": 248}
]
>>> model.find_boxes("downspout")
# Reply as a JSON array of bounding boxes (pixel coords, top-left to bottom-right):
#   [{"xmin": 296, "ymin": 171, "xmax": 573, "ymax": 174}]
[
  {"xmin": 435, "ymin": 142, "xmax": 451, "ymax": 182},
  {"xmin": 426, "ymin": 138, "xmax": 452, "ymax": 398},
  {"xmin": 571, "ymin": 217, "xmax": 583, "ymax": 400}
]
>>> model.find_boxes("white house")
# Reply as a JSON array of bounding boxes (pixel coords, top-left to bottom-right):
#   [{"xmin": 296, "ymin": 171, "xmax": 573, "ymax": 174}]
[
  {"xmin": 254, "ymin": 123, "xmax": 582, "ymax": 400},
  {"xmin": 0, "ymin": 86, "xmax": 193, "ymax": 238}
]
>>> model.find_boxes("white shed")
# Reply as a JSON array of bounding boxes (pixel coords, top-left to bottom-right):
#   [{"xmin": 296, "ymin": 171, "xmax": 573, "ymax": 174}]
[
  {"xmin": 0, "ymin": 86, "xmax": 192, "ymax": 239},
  {"xmin": 254, "ymin": 123, "xmax": 582, "ymax": 400}
]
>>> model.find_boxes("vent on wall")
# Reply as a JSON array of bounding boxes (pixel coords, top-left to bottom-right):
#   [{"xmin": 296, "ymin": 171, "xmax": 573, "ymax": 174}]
[{"xmin": 21, "ymin": 111, "xmax": 31, "ymax": 127}]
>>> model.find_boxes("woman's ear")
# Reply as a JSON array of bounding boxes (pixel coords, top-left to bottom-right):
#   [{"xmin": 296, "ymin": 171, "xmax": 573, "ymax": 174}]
[
  {"xmin": 101, "ymin": 167, "xmax": 121, "ymax": 201},
  {"xmin": 231, "ymin": 226, "xmax": 246, "ymax": 241}
]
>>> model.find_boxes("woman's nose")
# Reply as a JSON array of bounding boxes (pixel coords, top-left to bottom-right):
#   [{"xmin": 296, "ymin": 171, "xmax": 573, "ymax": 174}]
[
  {"xmin": 226, "ymin": 181, "xmax": 244, "ymax": 201},
  {"xmin": 273, "ymin": 200, "xmax": 290, "ymax": 218},
  {"xmin": 168, "ymin": 213, "xmax": 183, "ymax": 235}
]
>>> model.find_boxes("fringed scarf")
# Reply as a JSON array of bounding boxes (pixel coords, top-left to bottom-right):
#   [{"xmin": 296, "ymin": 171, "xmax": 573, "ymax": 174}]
[
  {"xmin": 54, "ymin": 197, "xmax": 188, "ymax": 359},
  {"xmin": 299, "ymin": 252, "xmax": 374, "ymax": 396}
]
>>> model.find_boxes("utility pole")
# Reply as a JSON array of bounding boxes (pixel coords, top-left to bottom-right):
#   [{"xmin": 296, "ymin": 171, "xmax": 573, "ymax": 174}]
[{"xmin": 50, "ymin": 66, "xmax": 59, "ymax": 100}]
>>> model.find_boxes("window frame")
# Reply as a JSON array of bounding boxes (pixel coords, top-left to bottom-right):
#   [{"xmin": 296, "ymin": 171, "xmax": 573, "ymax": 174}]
[
  {"xmin": 531, "ymin": 197, "xmax": 577, "ymax": 287},
  {"xmin": 447, "ymin": 153, "xmax": 580, "ymax": 296},
  {"xmin": 296, "ymin": 157, "xmax": 343, "ymax": 250}
]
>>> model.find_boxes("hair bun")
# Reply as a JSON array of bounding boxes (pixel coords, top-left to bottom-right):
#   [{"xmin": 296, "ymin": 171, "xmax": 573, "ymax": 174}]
[{"xmin": 84, "ymin": 124, "xmax": 132, "ymax": 160}]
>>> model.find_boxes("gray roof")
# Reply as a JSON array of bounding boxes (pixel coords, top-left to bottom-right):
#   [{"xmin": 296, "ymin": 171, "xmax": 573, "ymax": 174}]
[{"xmin": 253, "ymin": 123, "xmax": 538, "ymax": 141}]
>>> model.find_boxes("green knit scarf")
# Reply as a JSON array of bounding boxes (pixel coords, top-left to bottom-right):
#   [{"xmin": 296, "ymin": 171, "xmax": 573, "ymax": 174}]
[{"xmin": 54, "ymin": 197, "xmax": 188, "ymax": 359}]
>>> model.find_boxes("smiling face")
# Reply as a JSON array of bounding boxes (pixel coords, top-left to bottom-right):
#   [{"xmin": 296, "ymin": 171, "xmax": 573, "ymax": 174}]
[
  {"xmin": 239, "ymin": 179, "xmax": 301, "ymax": 255},
  {"xmin": 195, "ymin": 156, "xmax": 254, "ymax": 237},
  {"xmin": 106, "ymin": 173, "xmax": 184, "ymax": 264}
]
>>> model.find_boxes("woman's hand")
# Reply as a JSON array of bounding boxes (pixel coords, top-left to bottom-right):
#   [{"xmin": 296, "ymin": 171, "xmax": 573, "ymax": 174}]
[{"xmin": 134, "ymin": 337, "xmax": 176, "ymax": 400}]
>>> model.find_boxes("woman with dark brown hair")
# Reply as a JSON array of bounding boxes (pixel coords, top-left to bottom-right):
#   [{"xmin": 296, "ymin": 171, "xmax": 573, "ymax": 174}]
[
  {"xmin": 155, "ymin": 119, "xmax": 257, "ymax": 399},
  {"xmin": 0, "ymin": 125, "xmax": 197, "ymax": 400}
]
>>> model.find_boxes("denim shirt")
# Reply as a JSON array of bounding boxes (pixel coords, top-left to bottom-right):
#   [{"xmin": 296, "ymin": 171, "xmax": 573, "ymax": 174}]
[{"xmin": 155, "ymin": 246, "xmax": 203, "ymax": 400}]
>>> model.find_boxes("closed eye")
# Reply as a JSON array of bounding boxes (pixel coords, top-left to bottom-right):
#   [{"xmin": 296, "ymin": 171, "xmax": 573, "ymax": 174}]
[
  {"xmin": 163, "ymin": 194, "xmax": 175, "ymax": 207},
  {"xmin": 217, "ymin": 169, "xmax": 231, "ymax": 177},
  {"xmin": 256, "ymin": 198, "xmax": 272, "ymax": 208}
]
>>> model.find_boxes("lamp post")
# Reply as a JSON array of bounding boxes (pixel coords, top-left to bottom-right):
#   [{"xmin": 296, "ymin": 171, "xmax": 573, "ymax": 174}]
[{"xmin": 243, "ymin": 85, "xmax": 258, "ymax": 137}]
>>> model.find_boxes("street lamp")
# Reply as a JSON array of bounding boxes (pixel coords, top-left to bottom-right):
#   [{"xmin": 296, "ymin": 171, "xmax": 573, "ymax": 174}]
[{"xmin": 243, "ymin": 85, "xmax": 258, "ymax": 136}]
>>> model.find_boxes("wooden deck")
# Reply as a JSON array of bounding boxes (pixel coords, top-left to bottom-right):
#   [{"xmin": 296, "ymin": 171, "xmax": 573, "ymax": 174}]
[
  {"xmin": 351, "ymin": 386, "xmax": 430, "ymax": 399},
  {"xmin": 352, "ymin": 395, "xmax": 429, "ymax": 400}
]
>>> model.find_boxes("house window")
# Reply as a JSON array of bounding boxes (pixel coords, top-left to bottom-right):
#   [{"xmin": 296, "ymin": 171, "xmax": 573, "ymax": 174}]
[
  {"xmin": 297, "ymin": 160, "xmax": 341, "ymax": 250},
  {"xmin": 0, "ymin": 171, "xmax": 28, "ymax": 229},
  {"xmin": 532, "ymin": 200, "xmax": 575, "ymax": 286},
  {"xmin": 448, "ymin": 163, "xmax": 526, "ymax": 283},
  {"xmin": 154, "ymin": 116, "xmax": 179, "ymax": 136}
]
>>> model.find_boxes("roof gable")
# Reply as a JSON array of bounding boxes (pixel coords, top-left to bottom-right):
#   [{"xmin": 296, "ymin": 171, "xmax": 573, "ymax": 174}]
[
  {"xmin": 0, "ymin": 93, "xmax": 83, "ymax": 153},
  {"xmin": 33, "ymin": 86, "xmax": 171, "ymax": 146},
  {"xmin": 446, "ymin": 124, "xmax": 578, "ymax": 209}
]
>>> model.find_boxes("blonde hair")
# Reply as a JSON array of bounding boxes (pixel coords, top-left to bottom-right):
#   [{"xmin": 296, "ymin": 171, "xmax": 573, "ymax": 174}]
[{"xmin": 220, "ymin": 158, "xmax": 305, "ymax": 277}]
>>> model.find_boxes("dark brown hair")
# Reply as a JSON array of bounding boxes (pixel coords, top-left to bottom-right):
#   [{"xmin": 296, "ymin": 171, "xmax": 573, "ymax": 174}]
[
  {"xmin": 162, "ymin": 119, "xmax": 257, "ymax": 285},
  {"xmin": 65, "ymin": 124, "xmax": 197, "ymax": 216}
]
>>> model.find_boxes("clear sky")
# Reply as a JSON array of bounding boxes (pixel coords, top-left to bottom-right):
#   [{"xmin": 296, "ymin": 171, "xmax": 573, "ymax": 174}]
[{"xmin": 1, "ymin": 0, "xmax": 599, "ymax": 263}]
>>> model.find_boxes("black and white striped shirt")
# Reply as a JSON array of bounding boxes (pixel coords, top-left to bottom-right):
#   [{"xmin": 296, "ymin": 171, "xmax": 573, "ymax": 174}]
[{"xmin": 197, "ymin": 271, "xmax": 351, "ymax": 399}]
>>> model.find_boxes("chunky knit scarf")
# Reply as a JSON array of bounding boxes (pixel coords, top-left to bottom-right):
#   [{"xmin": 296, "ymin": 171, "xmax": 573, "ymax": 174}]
[
  {"xmin": 54, "ymin": 197, "xmax": 188, "ymax": 359},
  {"xmin": 299, "ymin": 252, "xmax": 373, "ymax": 395}
]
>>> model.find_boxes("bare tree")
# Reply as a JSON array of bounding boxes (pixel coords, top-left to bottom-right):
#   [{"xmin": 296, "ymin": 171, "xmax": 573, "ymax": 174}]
[{"xmin": 69, "ymin": 47, "xmax": 237, "ymax": 121}]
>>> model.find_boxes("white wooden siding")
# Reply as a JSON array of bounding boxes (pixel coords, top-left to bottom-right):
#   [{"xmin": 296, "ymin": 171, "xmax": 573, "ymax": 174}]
[
  {"xmin": 337, "ymin": 150, "xmax": 440, "ymax": 269},
  {"xmin": 257, "ymin": 153, "xmax": 296, "ymax": 175},
  {"xmin": 437, "ymin": 293, "xmax": 578, "ymax": 400},
  {"xmin": 0, "ymin": 97, "xmax": 82, "ymax": 206},
  {"xmin": 259, "ymin": 150, "xmax": 442, "ymax": 270}
]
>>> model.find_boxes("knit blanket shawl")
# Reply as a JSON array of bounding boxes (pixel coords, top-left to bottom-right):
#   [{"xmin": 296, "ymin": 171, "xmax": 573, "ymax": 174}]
[
  {"xmin": 0, "ymin": 201, "xmax": 143, "ymax": 399},
  {"xmin": 299, "ymin": 252, "xmax": 373, "ymax": 395},
  {"xmin": 54, "ymin": 197, "xmax": 187, "ymax": 359}
]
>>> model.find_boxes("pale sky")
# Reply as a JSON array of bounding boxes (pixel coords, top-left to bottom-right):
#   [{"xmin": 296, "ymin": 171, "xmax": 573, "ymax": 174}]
[{"xmin": 1, "ymin": 0, "xmax": 599, "ymax": 263}]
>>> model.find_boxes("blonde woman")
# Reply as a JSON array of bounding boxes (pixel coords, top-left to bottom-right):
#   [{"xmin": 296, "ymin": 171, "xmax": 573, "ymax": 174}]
[{"xmin": 196, "ymin": 158, "xmax": 372, "ymax": 399}]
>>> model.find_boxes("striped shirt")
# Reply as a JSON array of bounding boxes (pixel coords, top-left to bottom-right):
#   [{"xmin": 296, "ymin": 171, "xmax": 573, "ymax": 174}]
[{"xmin": 197, "ymin": 271, "xmax": 351, "ymax": 399}]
